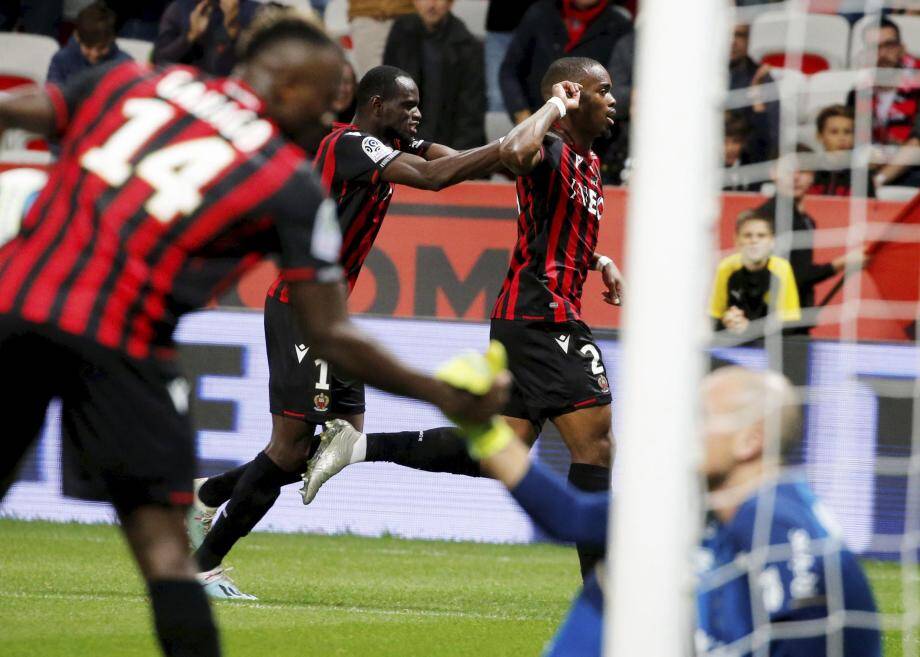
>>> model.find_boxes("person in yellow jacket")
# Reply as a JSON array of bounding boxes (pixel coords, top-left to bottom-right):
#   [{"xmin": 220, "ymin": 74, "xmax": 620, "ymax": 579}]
[{"xmin": 710, "ymin": 211, "xmax": 801, "ymax": 336}]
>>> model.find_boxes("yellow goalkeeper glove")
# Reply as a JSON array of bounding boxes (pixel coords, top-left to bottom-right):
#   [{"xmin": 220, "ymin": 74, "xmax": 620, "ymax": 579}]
[{"xmin": 435, "ymin": 341, "xmax": 514, "ymax": 459}]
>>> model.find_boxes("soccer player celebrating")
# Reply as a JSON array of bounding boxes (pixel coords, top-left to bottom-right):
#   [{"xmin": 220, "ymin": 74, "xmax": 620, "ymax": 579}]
[
  {"xmin": 0, "ymin": 10, "xmax": 508, "ymax": 656},
  {"xmin": 187, "ymin": 64, "xmax": 506, "ymax": 598},
  {"xmin": 303, "ymin": 56, "xmax": 623, "ymax": 580},
  {"xmin": 469, "ymin": 366, "xmax": 881, "ymax": 657}
]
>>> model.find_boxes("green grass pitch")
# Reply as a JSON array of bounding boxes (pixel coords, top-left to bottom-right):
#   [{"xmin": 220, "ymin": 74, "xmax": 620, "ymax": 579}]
[{"xmin": 0, "ymin": 519, "xmax": 914, "ymax": 656}]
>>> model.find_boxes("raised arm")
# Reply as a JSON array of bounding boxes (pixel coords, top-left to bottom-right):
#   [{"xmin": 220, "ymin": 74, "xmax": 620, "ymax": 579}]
[
  {"xmin": 381, "ymin": 140, "xmax": 501, "ymax": 190},
  {"xmin": 499, "ymin": 81, "xmax": 581, "ymax": 175}
]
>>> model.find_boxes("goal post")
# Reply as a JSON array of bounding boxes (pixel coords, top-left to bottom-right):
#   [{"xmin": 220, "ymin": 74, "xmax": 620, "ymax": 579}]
[{"xmin": 605, "ymin": 1, "xmax": 729, "ymax": 656}]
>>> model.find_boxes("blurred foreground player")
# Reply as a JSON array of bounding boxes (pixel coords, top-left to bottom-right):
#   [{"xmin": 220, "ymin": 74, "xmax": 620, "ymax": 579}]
[
  {"xmin": 187, "ymin": 64, "xmax": 506, "ymax": 597},
  {"xmin": 0, "ymin": 10, "xmax": 507, "ymax": 657},
  {"xmin": 464, "ymin": 367, "xmax": 880, "ymax": 657},
  {"xmin": 303, "ymin": 56, "xmax": 624, "ymax": 580}
]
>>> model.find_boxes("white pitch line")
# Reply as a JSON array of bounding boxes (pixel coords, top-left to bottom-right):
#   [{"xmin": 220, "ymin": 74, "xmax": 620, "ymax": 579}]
[{"xmin": 0, "ymin": 590, "xmax": 557, "ymax": 623}]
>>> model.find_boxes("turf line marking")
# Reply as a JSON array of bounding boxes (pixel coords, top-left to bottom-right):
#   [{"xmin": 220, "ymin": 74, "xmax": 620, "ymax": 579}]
[{"xmin": 0, "ymin": 590, "xmax": 555, "ymax": 622}]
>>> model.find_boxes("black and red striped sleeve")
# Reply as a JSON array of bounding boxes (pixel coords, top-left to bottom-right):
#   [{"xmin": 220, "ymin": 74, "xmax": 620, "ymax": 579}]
[
  {"xmin": 334, "ymin": 131, "xmax": 403, "ymax": 184},
  {"xmin": 44, "ymin": 60, "xmax": 140, "ymax": 136},
  {"xmin": 270, "ymin": 166, "xmax": 344, "ymax": 284}
]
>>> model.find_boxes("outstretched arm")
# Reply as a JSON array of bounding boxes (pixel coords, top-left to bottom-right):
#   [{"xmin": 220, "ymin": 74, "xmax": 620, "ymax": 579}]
[
  {"xmin": 0, "ymin": 88, "xmax": 57, "ymax": 137},
  {"xmin": 478, "ymin": 435, "xmax": 609, "ymax": 546},
  {"xmin": 499, "ymin": 81, "xmax": 581, "ymax": 175},
  {"xmin": 381, "ymin": 140, "xmax": 501, "ymax": 190},
  {"xmin": 287, "ymin": 279, "xmax": 507, "ymax": 427}
]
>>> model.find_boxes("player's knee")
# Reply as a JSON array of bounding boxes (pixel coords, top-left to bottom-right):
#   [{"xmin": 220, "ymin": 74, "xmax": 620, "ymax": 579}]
[
  {"xmin": 265, "ymin": 434, "xmax": 312, "ymax": 473},
  {"xmin": 569, "ymin": 432, "xmax": 613, "ymax": 467}
]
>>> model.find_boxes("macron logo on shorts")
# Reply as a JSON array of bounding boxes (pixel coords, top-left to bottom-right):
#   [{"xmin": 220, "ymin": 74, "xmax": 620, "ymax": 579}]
[
  {"xmin": 295, "ymin": 343, "xmax": 309, "ymax": 363},
  {"xmin": 555, "ymin": 335, "xmax": 570, "ymax": 354}
]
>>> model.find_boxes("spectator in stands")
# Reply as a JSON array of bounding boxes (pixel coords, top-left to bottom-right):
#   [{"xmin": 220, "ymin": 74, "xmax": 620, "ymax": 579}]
[
  {"xmin": 729, "ymin": 22, "xmax": 779, "ymax": 163},
  {"xmin": 348, "ymin": 0, "xmax": 414, "ymax": 77},
  {"xmin": 723, "ymin": 111, "xmax": 757, "ymax": 192},
  {"xmin": 153, "ymin": 0, "xmax": 261, "ymax": 76},
  {"xmin": 850, "ymin": 17, "xmax": 920, "ymax": 146},
  {"xmin": 333, "ymin": 60, "xmax": 357, "ymax": 123},
  {"xmin": 853, "ymin": 18, "xmax": 920, "ymax": 189},
  {"xmin": 484, "ymin": 0, "xmax": 537, "ymax": 112},
  {"xmin": 809, "ymin": 104, "xmax": 875, "ymax": 197},
  {"xmin": 383, "ymin": 0, "xmax": 485, "ymax": 149},
  {"xmin": 756, "ymin": 146, "xmax": 866, "ymax": 329},
  {"xmin": 47, "ymin": 2, "xmax": 131, "ymax": 86},
  {"xmin": 710, "ymin": 211, "xmax": 800, "ymax": 338},
  {"xmin": 499, "ymin": 0, "xmax": 631, "ymax": 124}
]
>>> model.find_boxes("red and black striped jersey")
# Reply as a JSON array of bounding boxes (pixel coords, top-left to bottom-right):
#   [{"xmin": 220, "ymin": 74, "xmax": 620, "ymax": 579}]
[
  {"xmin": 268, "ymin": 122, "xmax": 430, "ymax": 303},
  {"xmin": 492, "ymin": 133, "xmax": 603, "ymax": 323},
  {"xmin": 0, "ymin": 63, "xmax": 342, "ymax": 361}
]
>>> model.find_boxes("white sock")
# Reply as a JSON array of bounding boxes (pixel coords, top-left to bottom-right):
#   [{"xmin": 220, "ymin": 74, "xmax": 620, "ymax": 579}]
[{"xmin": 348, "ymin": 433, "xmax": 367, "ymax": 464}]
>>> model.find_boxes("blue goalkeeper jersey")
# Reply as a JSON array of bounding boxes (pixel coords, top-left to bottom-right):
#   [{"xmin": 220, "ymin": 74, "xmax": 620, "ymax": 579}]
[
  {"xmin": 695, "ymin": 476, "xmax": 881, "ymax": 657},
  {"xmin": 509, "ymin": 464, "xmax": 881, "ymax": 657}
]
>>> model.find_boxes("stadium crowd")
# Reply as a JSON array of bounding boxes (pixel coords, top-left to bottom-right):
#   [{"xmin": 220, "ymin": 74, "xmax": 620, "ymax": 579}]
[{"xmin": 4, "ymin": 1, "xmax": 920, "ymax": 189}]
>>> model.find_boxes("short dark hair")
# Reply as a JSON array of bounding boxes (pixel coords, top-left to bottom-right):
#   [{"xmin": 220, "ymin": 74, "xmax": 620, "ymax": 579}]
[
  {"xmin": 815, "ymin": 104, "xmax": 853, "ymax": 133},
  {"xmin": 725, "ymin": 111, "xmax": 751, "ymax": 142},
  {"xmin": 735, "ymin": 210, "xmax": 774, "ymax": 234},
  {"xmin": 356, "ymin": 65, "xmax": 413, "ymax": 107},
  {"xmin": 239, "ymin": 7, "xmax": 337, "ymax": 63},
  {"xmin": 540, "ymin": 56, "xmax": 604, "ymax": 100},
  {"xmin": 75, "ymin": 1, "xmax": 116, "ymax": 46},
  {"xmin": 865, "ymin": 16, "xmax": 901, "ymax": 43}
]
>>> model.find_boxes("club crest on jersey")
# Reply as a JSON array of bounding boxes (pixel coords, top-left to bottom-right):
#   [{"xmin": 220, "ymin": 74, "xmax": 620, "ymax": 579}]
[
  {"xmin": 313, "ymin": 392, "xmax": 330, "ymax": 412},
  {"xmin": 361, "ymin": 136, "xmax": 394, "ymax": 164},
  {"xmin": 569, "ymin": 179, "xmax": 603, "ymax": 218},
  {"xmin": 597, "ymin": 374, "xmax": 609, "ymax": 393}
]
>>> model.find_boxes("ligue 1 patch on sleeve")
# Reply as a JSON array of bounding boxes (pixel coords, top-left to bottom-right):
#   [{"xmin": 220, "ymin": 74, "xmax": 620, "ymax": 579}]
[{"xmin": 361, "ymin": 136, "xmax": 394, "ymax": 163}]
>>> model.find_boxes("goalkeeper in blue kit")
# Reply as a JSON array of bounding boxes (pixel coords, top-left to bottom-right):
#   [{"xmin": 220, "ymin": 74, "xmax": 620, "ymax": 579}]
[{"xmin": 451, "ymin": 363, "xmax": 881, "ymax": 657}]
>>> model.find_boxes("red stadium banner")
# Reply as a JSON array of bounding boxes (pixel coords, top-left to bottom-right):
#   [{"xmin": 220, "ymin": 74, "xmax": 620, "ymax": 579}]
[{"xmin": 0, "ymin": 163, "xmax": 913, "ymax": 341}]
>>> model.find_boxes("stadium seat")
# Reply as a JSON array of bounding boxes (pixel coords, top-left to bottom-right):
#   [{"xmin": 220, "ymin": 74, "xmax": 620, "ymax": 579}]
[
  {"xmin": 485, "ymin": 110, "xmax": 513, "ymax": 144},
  {"xmin": 0, "ymin": 33, "xmax": 59, "ymax": 84},
  {"xmin": 324, "ymin": 0, "xmax": 350, "ymax": 39},
  {"xmin": 875, "ymin": 184, "xmax": 918, "ymax": 202},
  {"xmin": 116, "ymin": 38, "xmax": 153, "ymax": 63},
  {"xmin": 749, "ymin": 12, "xmax": 850, "ymax": 73},
  {"xmin": 805, "ymin": 69, "xmax": 862, "ymax": 124},
  {"xmin": 768, "ymin": 68, "xmax": 808, "ymax": 120},
  {"xmin": 452, "ymin": 0, "xmax": 488, "ymax": 39},
  {"xmin": 849, "ymin": 14, "xmax": 920, "ymax": 66}
]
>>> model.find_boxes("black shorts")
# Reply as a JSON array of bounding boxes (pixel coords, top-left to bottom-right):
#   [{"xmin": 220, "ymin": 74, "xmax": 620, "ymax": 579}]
[
  {"xmin": 0, "ymin": 320, "xmax": 195, "ymax": 515},
  {"xmin": 264, "ymin": 294, "xmax": 365, "ymax": 424},
  {"xmin": 490, "ymin": 318, "xmax": 612, "ymax": 429}
]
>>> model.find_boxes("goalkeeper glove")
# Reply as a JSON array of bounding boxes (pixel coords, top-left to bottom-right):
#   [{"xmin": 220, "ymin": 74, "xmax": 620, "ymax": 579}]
[{"xmin": 435, "ymin": 341, "xmax": 514, "ymax": 459}]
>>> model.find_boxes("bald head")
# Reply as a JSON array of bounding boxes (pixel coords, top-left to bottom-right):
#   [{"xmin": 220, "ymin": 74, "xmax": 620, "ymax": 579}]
[{"xmin": 703, "ymin": 366, "xmax": 801, "ymax": 455}]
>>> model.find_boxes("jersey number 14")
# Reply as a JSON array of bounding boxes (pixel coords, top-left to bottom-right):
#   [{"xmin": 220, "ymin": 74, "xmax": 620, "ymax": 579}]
[{"xmin": 80, "ymin": 98, "xmax": 236, "ymax": 223}]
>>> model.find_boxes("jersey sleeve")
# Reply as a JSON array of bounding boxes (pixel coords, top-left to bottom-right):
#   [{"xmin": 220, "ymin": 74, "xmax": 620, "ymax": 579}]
[
  {"xmin": 399, "ymin": 137, "xmax": 433, "ymax": 158},
  {"xmin": 332, "ymin": 131, "xmax": 404, "ymax": 184},
  {"xmin": 271, "ymin": 167, "xmax": 344, "ymax": 284},
  {"xmin": 45, "ymin": 61, "xmax": 136, "ymax": 136},
  {"xmin": 709, "ymin": 258, "xmax": 732, "ymax": 319},
  {"xmin": 774, "ymin": 259, "xmax": 802, "ymax": 322}
]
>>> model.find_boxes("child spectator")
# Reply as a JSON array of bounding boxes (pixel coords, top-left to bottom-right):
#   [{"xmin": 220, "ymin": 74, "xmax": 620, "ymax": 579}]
[
  {"xmin": 47, "ymin": 2, "xmax": 131, "ymax": 86},
  {"xmin": 709, "ymin": 212, "xmax": 801, "ymax": 337},
  {"xmin": 334, "ymin": 60, "xmax": 358, "ymax": 123},
  {"xmin": 809, "ymin": 104, "xmax": 875, "ymax": 197},
  {"xmin": 723, "ymin": 111, "xmax": 756, "ymax": 192},
  {"xmin": 729, "ymin": 22, "xmax": 779, "ymax": 163}
]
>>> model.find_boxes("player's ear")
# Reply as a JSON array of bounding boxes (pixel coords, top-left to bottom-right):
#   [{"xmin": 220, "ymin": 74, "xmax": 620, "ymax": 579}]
[{"xmin": 734, "ymin": 423, "xmax": 764, "ymax": 462}]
